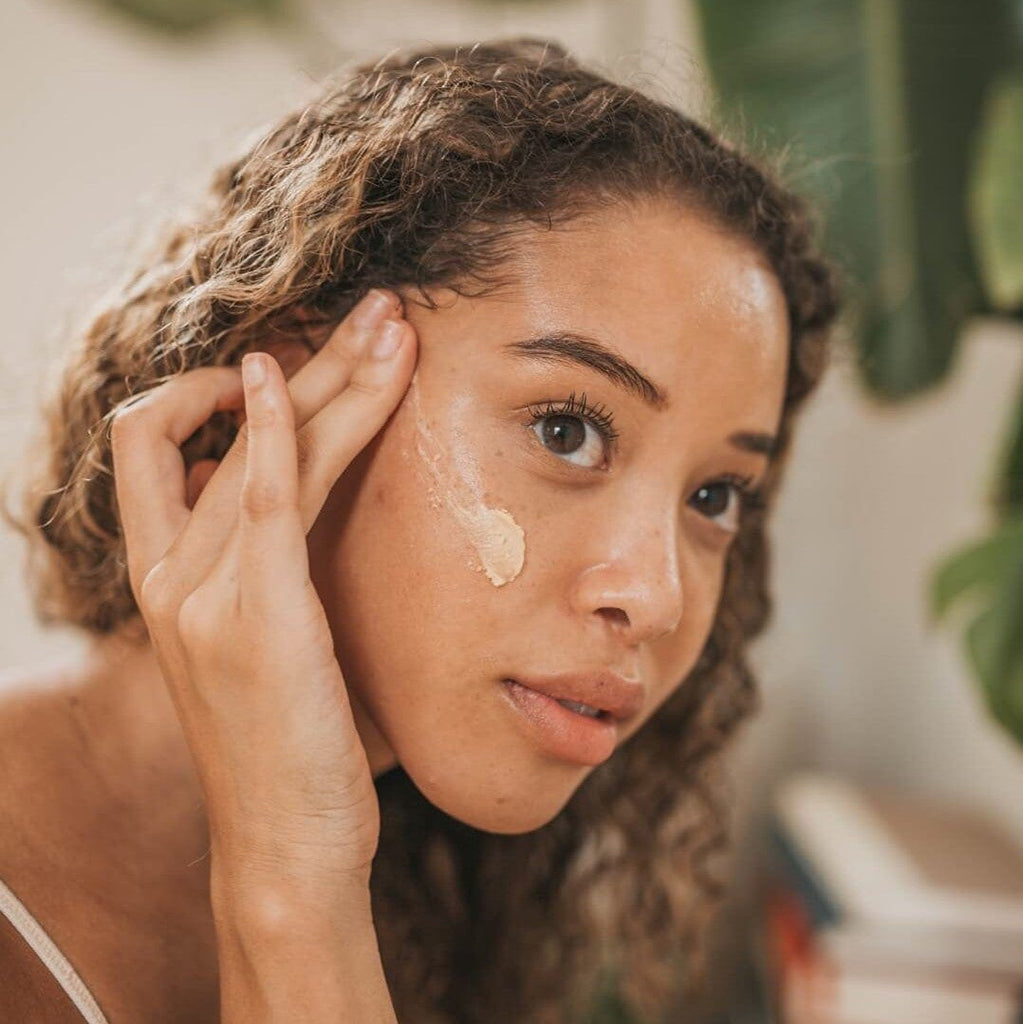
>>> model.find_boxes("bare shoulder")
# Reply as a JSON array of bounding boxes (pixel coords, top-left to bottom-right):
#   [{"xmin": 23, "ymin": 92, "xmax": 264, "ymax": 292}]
[
  {"xmin": 0, "ymin": 910, "xmax": 88, "ymax": 1023},
  {"xmin": 0, "ymin": 657, "xmax": 75, "ymax": 788},
  {"xmin": 0, "ymin": 653, "xmax": 221, "ymax": 1023},
  {"xmin": 0, "ymin": 658, "xmax": 86, "ymax": 838},
  {"xmin": 0, "ymin": 660, "xmax": 101, "ymax": 1022},
  {"xmin": 0, "ymin": 655, "xmax": 82, "ymax": 725}
]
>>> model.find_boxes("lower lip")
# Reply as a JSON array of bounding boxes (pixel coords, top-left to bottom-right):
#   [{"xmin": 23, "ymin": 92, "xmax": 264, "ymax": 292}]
[{"xmin": 499, "ymin": 679, "xmax": 618, "ymax": 766}]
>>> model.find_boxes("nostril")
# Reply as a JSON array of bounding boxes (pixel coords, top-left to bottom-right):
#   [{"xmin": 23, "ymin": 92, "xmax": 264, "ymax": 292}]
[{"xmin": 597, "ymin": 607, "xmax": 630, "ymax": 629}]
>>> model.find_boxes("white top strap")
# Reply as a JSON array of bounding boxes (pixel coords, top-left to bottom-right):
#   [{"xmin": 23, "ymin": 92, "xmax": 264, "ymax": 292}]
[{"xmin": 0, "ymin": 876, "xmax": 109, "ymax": 1024}]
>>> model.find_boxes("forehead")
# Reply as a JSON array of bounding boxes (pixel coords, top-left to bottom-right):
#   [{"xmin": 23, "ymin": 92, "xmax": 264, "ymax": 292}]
[{"xmin": 494, "ymin": 199, "xmax": 790, "ymax": 420}]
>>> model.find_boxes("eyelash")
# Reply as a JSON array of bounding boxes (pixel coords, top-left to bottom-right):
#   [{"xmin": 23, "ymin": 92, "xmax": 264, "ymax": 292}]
[
  {"xmin": 525, "ymin": 391, "xmax": 619, "ymax": 450},
  {"xmin": 524, "ymin": 394, "xmax": 766, "ymax": 525}
]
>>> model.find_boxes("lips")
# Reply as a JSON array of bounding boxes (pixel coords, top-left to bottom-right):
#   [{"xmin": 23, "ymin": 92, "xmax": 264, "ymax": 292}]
[
  {"xmin": 499, "ymin": 680, "xmax": 611, "ymax": 765},
  {"xmin": 508, "ymin": 669, "xmax": 645, "ymax": 724}
]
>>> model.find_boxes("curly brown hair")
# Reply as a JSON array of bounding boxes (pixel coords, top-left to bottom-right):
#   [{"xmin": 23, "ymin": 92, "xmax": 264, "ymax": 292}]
[{"xmin": 2, "ymin": 37, "xmax": 839, "ymax": 1023}]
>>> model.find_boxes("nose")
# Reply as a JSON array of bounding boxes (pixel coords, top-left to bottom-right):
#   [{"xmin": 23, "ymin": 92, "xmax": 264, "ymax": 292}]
[{"xmin": 569, "ymin": 511, "xmax": 685, "ymax": 647}]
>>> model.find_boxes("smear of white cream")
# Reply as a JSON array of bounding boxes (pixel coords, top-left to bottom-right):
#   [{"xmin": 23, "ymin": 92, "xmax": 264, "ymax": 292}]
[{"xmin": 408, "ymin": 371, "xmax": 525, "ymax": 586}]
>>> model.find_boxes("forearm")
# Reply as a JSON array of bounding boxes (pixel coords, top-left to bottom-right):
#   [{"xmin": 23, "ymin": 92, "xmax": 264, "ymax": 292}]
[{"xmin": 210, "ymin": 867, "xmax": 397, "ymax": 1023}]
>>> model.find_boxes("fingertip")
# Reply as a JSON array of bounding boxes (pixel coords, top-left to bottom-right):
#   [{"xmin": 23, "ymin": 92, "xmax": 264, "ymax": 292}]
[
  {"xmin": 242, "ymin": 352, "xmax": 268, "ymax": 391},
  {"xmin": 368, "ymin": 318, "xmax": 407, "ymax": 361},
  {"xmin": 375, "ymin": 287, "xmax": 403, "ymax": 313},
  {"xmin": 241, "ymin": 353, "xmax": 291, "ymax": 420}
]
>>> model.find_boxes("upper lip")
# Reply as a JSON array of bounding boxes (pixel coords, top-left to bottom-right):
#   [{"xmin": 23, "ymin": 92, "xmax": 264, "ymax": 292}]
[{"xmin": 508, "ymin": 670, "xmax": 645, "ymax": 722}]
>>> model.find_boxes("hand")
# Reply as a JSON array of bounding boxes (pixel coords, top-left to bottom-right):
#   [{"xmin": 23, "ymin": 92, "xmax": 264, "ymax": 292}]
[{"xmin": 111, "ymin": 289, "xmax": 416, "ymax": 897}]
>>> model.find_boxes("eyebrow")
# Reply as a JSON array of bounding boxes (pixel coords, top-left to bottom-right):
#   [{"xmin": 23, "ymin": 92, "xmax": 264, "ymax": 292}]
[
  {"xmin": 502, "ymin": 330, "xmax": 778, "ymax": 458},
  {"xmin": 503, "ymin": 331, "xmax": 667, "ymax": 409},
  {"xmin": 729, "ymin": 430, "xmax": 778, "ymax": 457}
]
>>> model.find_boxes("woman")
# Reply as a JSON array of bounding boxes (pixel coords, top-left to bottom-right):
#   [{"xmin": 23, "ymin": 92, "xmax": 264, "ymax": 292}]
[{"xmin": 0, "ymin": 37, "xmax": 838, "ymax": 1023}]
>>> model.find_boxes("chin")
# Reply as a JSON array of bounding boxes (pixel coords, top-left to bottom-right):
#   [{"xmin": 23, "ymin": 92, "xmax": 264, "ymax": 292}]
[{"xmin": 399, "ymin": 751, "xmax": 587, "ymax": 835}]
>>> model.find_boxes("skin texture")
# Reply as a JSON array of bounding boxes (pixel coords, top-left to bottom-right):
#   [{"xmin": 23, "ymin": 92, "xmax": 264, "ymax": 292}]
[{"xmin": 0, "ymin": 198, "xmax": 788, "ymax": 1021}]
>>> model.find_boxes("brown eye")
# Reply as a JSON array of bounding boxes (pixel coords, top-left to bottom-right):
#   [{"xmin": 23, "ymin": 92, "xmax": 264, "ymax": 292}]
[
  {"xmin": 530, "ymin": 413, "xmax": 607, "ymax": 469},
  {"xmin": 692, "ymin": 483, "xmax": 731, "ymax": 517},
  {"xmin": 526, "ymin": 392, "xmax": 617, "ymax": 471},
  {"xmin": 541, "ymin": 414, "xmax": 585, "ymax": 454},
  {"xmin": 688, "ymin": 477, "xmax": 753, "ymax": 535}
]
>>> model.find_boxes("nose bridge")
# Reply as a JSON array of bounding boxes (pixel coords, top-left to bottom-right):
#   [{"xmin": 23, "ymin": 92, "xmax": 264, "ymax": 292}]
[{"xmin": 571, "ymin": 492, "xmax": 685, "ymax": 644}]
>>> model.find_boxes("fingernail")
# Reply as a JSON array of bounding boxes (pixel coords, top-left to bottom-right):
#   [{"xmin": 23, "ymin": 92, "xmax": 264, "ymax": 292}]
[
  {"xmin": 352, "ymin": 289, "xmax": 396, "ymax": 331},
  {"xmin": 370, "ymin": 319, "xmax": 404, "ymax": 360},
  {"xmin": 242, "ymin": 353, "xmax": 266, "ymax": 388}
]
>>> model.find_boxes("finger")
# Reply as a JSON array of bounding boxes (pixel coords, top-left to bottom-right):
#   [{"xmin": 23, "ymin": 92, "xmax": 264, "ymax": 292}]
[
  {"xmin": 295, "ymin": 315, "xmax": 417, "ymax": 532},
  {"xmin": 286, "ymin": 288, "xmax": 402, "ymax": 423},
  {"xmin": 235, "ymin": 353, "xmax": 310, "ymax": 605},
  {"xmin": 110, "ymin": 367, "xmax": 244, "ymax": 596},
  {"xmin": 180, "ymin": 288, "xmax": 403, "ymax": 561}
]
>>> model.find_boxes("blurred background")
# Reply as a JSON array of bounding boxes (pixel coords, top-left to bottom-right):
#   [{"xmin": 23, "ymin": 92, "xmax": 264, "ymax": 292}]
[{"xmin": 2, "ymin": 1, "xmax": 1022, "ymax": 1022}]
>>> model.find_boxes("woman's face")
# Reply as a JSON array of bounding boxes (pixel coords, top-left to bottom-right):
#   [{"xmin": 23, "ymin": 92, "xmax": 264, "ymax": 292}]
[{"xmin": 305, "ymin": 198, "xmax": 789, "ymax": 833}]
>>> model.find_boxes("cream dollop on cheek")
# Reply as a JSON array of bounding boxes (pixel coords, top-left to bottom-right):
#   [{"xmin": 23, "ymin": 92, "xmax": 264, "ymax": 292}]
[
  {"xmin": 470, "ymin": 507, "xmax": 525, "ymax": 586},
  {"xmin": 407, "ymin": 373, "xmax": 526, "ymax": 587}
]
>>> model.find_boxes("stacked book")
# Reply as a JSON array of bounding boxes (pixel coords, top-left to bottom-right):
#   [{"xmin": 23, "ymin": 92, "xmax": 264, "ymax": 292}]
[{"xmin": 757, "ymin": 772, "xmax": 1023, "ymax": 1024}]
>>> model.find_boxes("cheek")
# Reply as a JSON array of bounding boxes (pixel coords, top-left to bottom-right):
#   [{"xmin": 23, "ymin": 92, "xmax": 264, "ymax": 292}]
[
  {"xmin": 306, "ymin": 405, "xmax": 521, "ymax": 703},
  {"xmin": 641, "ymin": 557, "xmax": 727, "ymax": 714}
]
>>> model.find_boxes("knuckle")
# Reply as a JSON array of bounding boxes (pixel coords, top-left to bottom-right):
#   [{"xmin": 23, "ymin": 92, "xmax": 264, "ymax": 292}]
[
  {"xmin": 109, "ymin": 398, "xmax": 148, "ymax": 445},
  {"xmin": 346, "ymin": 374, "xmax": 387, "ymax": 399},
  {"xmin": 240, "ymin": 477, "xmax": 289, "ymax": 520},
  {"xmin": 324, "ymin": 326, "xmax": 362, "ymax": 367},
  {"xmin": 138, "ymin": 562, "xmax": 179, "ymax": 625},
  {"xmin": 244, "ymin": 402, "xmax": 278, "ymax": 431},
  {"xmin": 177, "ymin": 587, "xmax": 221, "ymax": 649}
]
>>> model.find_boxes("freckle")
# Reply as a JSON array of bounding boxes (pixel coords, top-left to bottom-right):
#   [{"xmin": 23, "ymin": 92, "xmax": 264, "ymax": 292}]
[{"xmin": 374, "ymin": 486, "xmax": 387, "ymax": 505}]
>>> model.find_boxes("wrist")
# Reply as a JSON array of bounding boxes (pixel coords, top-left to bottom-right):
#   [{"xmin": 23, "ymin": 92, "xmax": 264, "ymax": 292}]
[
  {"xmin": 209, "ymin": 822, "xmax": 373, "ymax": 898},
  {"xmin": 210, "ymin": 862, "xmax": 396, "ymax": 1024},
  {"xmin": 209, "ymin": 848, "xmax": 373, "ymax": 930}
]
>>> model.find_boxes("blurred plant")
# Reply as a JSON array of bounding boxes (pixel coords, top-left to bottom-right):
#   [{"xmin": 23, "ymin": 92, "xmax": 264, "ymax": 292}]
[
  {"xmin": 81, "ymin": 0, "xmax": 546, "ymax": 37},
  {"xmin": 86, "ymin": 0, "xmax": 292, "ymax": 34},
  {"xmin": 695, "ymin": 0, "xmax": 1023, "ymax": 746},
  {"xmin": 78, "ymin": 0, "xmax": 351, "ymax": 70}
]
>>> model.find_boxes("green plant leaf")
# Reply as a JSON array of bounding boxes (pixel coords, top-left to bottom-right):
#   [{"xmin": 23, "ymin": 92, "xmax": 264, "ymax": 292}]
[
  {"xmin": 86, "ymin": 0, "xmax": 291, "ymax": 35},
  {"xmin": 930, "ymin": 513, "xmax": 1023, "ymax": 745},
  {"xmin": 930, "ymin": 397, "xmax": 1023, "ymax": 749},
  {"xmin": 971, "ymin": 70, "xmax": 1023, "ymax": 312},
  {"xmin": 963, "ymin": 561, "xmax": 1023, "ymax": 746},
  {"xmin": 930, "ymin": 516, "xmax": 1023, "ymax": 620},
  {"xmin": 693, "ymin": 0, "xmax": 1019, "ymax": 399},
  {"xmin": 994, "ymin": 365, "xmax": 1023, "ymax": 514}
]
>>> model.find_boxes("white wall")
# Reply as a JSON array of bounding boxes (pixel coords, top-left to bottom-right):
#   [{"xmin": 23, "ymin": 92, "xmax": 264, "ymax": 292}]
[
  {"xmin": 3, "ymin": 0, "xmax": 1021, "ymax": 957},
  {"xmin": 739, "ymin": 316, "xmax": 1023, "ymax": 850}
]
